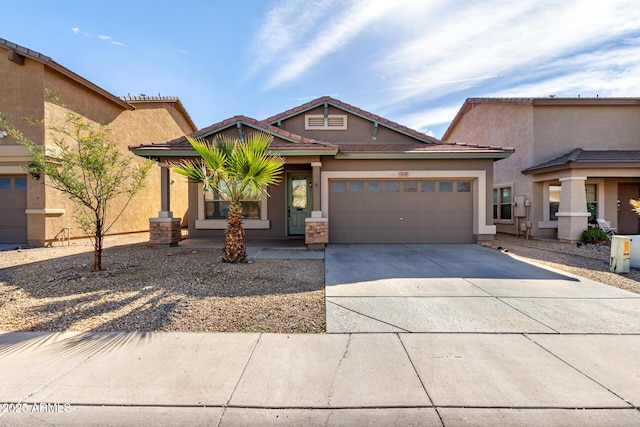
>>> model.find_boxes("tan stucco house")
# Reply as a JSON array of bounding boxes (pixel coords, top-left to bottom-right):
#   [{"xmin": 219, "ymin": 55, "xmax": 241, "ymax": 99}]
[
  {"xmin": 443, "ymin": 97, "xmax": 640, "ymax": 242},
  {"xmin": 0, "ymin": 38, "xmax": 197, "ymax": 245},
  {"xmin": 130, "ymin": 96, "xmax": 513, "ymax": 246}
]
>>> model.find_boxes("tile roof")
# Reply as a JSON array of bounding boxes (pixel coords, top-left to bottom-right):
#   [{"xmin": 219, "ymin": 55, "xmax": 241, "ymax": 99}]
[
  {"xmin": 130, "ymin": 97, "xmax": 513, "ymax": 158},
  {"xmin": 129, "ymin": 115, "xmax": 340, "ymax": 152},
  {"xmin": 120, "ymin": 95, "xmax": 197, "ymax": 131},
  {"xmin": 523, "ymin": 148, "xmax": 640, "ymax": 174},
  {"xmin": 0, "ymin": 37, "xmax": 51, "ymax": 62},
  {"xmin": 338, "ymin": 141, "xmax": 513, "ymax": 154},
  {"xmin": 262, "ymin": 96, "xmax": 442, "ymax": 144}
]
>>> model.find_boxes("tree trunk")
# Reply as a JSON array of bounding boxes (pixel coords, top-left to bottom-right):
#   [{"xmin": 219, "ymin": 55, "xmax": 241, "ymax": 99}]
[
  {"xmin": 94, "ymin": 219, "xmax": 103, "ymax": 271},
  {"xmin": 223, "ymin": 202, "xmax": 246, "ymax": 263}
]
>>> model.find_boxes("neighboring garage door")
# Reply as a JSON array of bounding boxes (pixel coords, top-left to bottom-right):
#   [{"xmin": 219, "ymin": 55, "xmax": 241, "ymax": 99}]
[
  {"xmin": 329, "ymin": 179, "xmax": 473, "ymax": 243},
  {"xmin": 0, "ymin": 176, "xmax": 28, "ymax": 243}
]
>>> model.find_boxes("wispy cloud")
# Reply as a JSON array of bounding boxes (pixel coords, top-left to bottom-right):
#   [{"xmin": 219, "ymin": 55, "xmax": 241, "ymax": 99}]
[
  {"xmin": 249, "ymin": 0, "xmax": 640, "ymax": 135},
  {"xmin": 71, "ymin": 27, "xmax": 125, "ymax": 47},
  {"xmin": 249, "ymin": 0, "xmax": 406, "ymax": 89},
  {"xmin": 98, "ymin": 34, "xmax": 125, "ymax": 47},
  {"xmin": 373, "ymin": 0, "xmax": 640, "ymax": 108}
]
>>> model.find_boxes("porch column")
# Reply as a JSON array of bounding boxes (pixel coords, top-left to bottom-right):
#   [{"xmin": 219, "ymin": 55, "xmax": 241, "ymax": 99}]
[
  {"xmin": 311, "ymin": 162, "xmax": 321, "ymax": 212},
  {"xmin": 556, "ymin": 176, "xmax": 589, "ymax": 242},
  {"xmin": 159, "ymin": 163, "xmax": 172, "ymax": 218},
  {"xmin": 306, "ymin": 161, "xmax": 328, "ymax": 250},
  {"xmin": 149, "ymin": 162, "xmax": 181, "ymax": 246}
]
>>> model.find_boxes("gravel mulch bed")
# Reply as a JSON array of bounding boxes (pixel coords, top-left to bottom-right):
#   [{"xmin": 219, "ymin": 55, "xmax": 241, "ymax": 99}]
[
  {"xmin": 0, "ymin": 235, "xmax": 325, "ymax": 333},
  {"xmin": 482, "ymin": 233, "xmax": 640, "ymax": 294},
  {"xmin": 3, "ymin": 232, "xmax": 638, "ymax": 334}
]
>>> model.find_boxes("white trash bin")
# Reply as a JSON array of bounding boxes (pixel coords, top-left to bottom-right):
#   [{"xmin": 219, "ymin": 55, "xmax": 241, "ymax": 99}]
[{"xmin": 610, "ymin": 235, "xmax": 632, "ymax": 274}]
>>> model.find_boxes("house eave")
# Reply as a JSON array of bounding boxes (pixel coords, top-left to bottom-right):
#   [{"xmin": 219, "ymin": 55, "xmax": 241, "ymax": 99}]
[
  {"xmin": 268, "ymin": 149, "xmax": 339, "ymax": 156},
  {"xmin": 334, "ymin": 152, "xmax": 512, "ymax": 160},
  {"xmin": 522, "ymin": 161, "xmax": 640, "ymax": 175},
  {"xmin": 130, "ymin": 148, "xmax": 197, "ymax": 158}
]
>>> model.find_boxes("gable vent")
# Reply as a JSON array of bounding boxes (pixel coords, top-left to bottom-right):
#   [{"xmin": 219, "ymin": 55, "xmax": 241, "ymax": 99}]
[{"xmin": 305, "ymin": 114, "xmax": 347, "ymax": 130}]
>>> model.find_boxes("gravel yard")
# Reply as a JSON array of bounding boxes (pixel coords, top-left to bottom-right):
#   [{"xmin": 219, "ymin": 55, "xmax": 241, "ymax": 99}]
[
  {"xmin": 0, "ymin": 235, "xmax": 325, "ymax": 333},
  {"xmin": 1, "ymin": 232, "xmax": 638, "ymax": 334},
  {"xmin": 484, "ymin": 233, "xmax": 640, "ymax": 294}
]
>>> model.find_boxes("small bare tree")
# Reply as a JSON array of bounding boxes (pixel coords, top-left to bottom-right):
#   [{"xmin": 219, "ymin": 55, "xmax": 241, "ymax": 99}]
[{"xmin": 0, "ymin": 110, "xmax": 153, "ymax": 270}]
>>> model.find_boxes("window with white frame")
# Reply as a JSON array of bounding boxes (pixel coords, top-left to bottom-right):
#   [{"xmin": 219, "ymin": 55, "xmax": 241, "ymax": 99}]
[
  {"xmin": 305, "ymin": 114, "xmax": 347, "ymax": 130},
  {"xmin": 549, "ymin": 185, "xmax": 561, "ymax": 220},
  {"xmin": 204, "ymin": 190, "xmax": 261, "ymax": 219},
  {"xmin": 585, "ymin": 184, "xmax": 598, "ymax": 222},
  {"xmin": 493, "ymin": 186, "xmax": 512, "ymax": 221}
]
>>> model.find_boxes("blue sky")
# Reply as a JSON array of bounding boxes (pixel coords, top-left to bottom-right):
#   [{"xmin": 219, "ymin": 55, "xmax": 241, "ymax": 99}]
[{"xmin": 3, "ymin": 0, "xmax": 640, "ymax": 138}]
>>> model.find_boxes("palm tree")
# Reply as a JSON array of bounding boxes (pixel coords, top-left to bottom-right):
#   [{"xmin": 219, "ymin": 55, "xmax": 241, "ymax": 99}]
[{"xmin": 170, "ymin": 132, "xmax": 284, "ymax": 263}]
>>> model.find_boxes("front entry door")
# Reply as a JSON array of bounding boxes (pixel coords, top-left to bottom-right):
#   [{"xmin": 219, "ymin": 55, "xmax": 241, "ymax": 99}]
[
  {"xmin": 618, "ymin": 183, "xmax": 640, "ymax": 234},
  {"xmin": 287, "ymin": 172, "xmax": 312, "ymax": 235}
]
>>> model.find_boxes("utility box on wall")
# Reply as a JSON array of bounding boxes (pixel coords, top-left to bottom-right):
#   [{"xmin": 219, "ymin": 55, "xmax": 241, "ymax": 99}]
[
  {"xmin": 610, "ymin": 235, "xmax": 632, "ymax": 274},
  {"xmin": 514, "ymin": 196, "xmax": 527, "ymax": 218}
]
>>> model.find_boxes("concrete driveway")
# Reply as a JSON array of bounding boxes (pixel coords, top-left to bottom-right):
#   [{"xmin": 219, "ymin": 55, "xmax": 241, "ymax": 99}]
[{"xmin": 325, "ymin": 244, "xmax": 640, "ymax": 333}]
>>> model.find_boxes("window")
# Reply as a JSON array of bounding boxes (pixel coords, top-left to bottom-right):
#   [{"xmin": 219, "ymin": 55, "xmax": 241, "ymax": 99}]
[
  {"xmin": 15, "ymin": 177, "xmax": 27, "ymax": 189},
  {"xmin": 331, "ymin": 181, "xmax": 346, "ymax": 192},
  {"xmin": 586, "ymin": 184, "xmax": 597, "ymax": 222},
  {"xmin": 549, "ymin": 185, "xmax": 561, "ymax": 220},
  {"xmin": 385, "ymin": 181, "xmax": 400, "ymax": 192},
  {"xmin": 421, "ymin": 181, "xmax": 435, "ymax": 192},
  {"xmin": 493, "ymin": 186, "xmax": 512, "ymax": 221},
  {"xmin": 292, "ymin": 179, "xmax": 308, "ymax": 209},
  {"xmin": 0, "ymin": 178, "xmax": 10, "ymax": 189},
  {"xmin": 349, "ymin": 181, "xmax": 364, "ymax": 192},
  {"xmin": 457, "ymin": 181, "xmax": 471, "ymax": 192},
  {"xmin": 439, "ymin": 181, "xmax": 453, "ymax": 192},
  {"xmin": 305, "ymin": 114, "xmax": 347, "ymax": 130},
  {"xmin": 204, "ymin": 190, "xmax": 261, "ymax": 219},
  {"xmin": 367, "ymin": 181, "xmax": 382, "ymax": 192},
  {"xmin": 402, "ymin": 181, "xmax": 417, "ymax": 192}
]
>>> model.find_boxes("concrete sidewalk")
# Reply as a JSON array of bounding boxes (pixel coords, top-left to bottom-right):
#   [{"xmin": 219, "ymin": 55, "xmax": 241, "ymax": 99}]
[{"xmin": 1, "ymin": 331, "xmax": 639, "ymax": 426}]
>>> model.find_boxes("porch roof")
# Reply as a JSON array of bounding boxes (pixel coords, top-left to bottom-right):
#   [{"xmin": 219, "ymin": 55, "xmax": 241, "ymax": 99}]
[
  {"xmin": 523, "ymin": 148, "xmax": 640, "ymax": 175},
  {"xmin": 129, "ymin": 116, "xmax": 341, "ymax": 158}
]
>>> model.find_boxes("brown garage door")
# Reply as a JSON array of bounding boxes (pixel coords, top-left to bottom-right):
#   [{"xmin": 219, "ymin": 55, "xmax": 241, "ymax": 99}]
[
  {"xmin": 0, "ymin": 176, "xmax": 28, "ymax": 243},
  {"xmin": 329, "ymin": 179, "xmax": 473, "ymax": 243}
]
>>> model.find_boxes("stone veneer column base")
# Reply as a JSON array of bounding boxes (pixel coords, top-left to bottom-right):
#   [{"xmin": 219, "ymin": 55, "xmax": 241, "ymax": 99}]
[
  {"xmin": 305, "ymin": 217, "xmax": 328, "ymax": 250},
  {"xmin": 149, "ymin": 217, "xmax": 182, "ymax": 246}
]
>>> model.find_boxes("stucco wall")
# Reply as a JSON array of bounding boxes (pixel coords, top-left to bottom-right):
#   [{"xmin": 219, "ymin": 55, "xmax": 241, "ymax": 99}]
[
  {"xmin": 1, "ymin": 53, "xmax": 194, "ymax": 245},
  {"xmin": 0, "ymin": 54, "xmax": 45, "ymax": 145},
  {"xmin": 445, "ymin": 103, "xmax": 534, "ymax": 235},
  {"xmin": 533, "ymin": 105, "xmax": 640, "ymax": 164},
  {"xmin": 277, "ymin": 105, "xmax": 418, "ymax": 144}
]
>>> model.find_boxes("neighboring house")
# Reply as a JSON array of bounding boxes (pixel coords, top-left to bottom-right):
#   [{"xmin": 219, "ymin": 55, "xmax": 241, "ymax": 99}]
[
  {"xmin": 130, "ymin": 96, "xmax": 513, "ymax": 247},
  {"xmin": 0, "ymin": 38, "xmax": 197, "ymax": 245},
  {"xmin": 443, "ymin": 97, "xmax": 640, "ymax": 242}
]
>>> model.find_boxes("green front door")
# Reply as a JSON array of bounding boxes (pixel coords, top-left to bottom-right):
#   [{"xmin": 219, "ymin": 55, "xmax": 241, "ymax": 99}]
[{"xmin": 287, "ymin": 172, "xmax": 312, "ymax": 235}]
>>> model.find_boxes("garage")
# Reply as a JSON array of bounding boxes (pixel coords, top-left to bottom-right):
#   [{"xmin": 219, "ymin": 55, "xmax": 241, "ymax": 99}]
[
  {"xmin": 329, "ymin": 179, "xmax": 473, "ymax": 243},
  {"xmin": 0, "ymin": 176, "xmax": 28, "ymax": 243}
]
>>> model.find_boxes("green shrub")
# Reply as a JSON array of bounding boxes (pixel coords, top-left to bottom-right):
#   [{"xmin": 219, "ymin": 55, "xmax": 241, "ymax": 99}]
[{"xmin": 581, "ymin": 227, "xmax": 608, "ymax": 244}]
